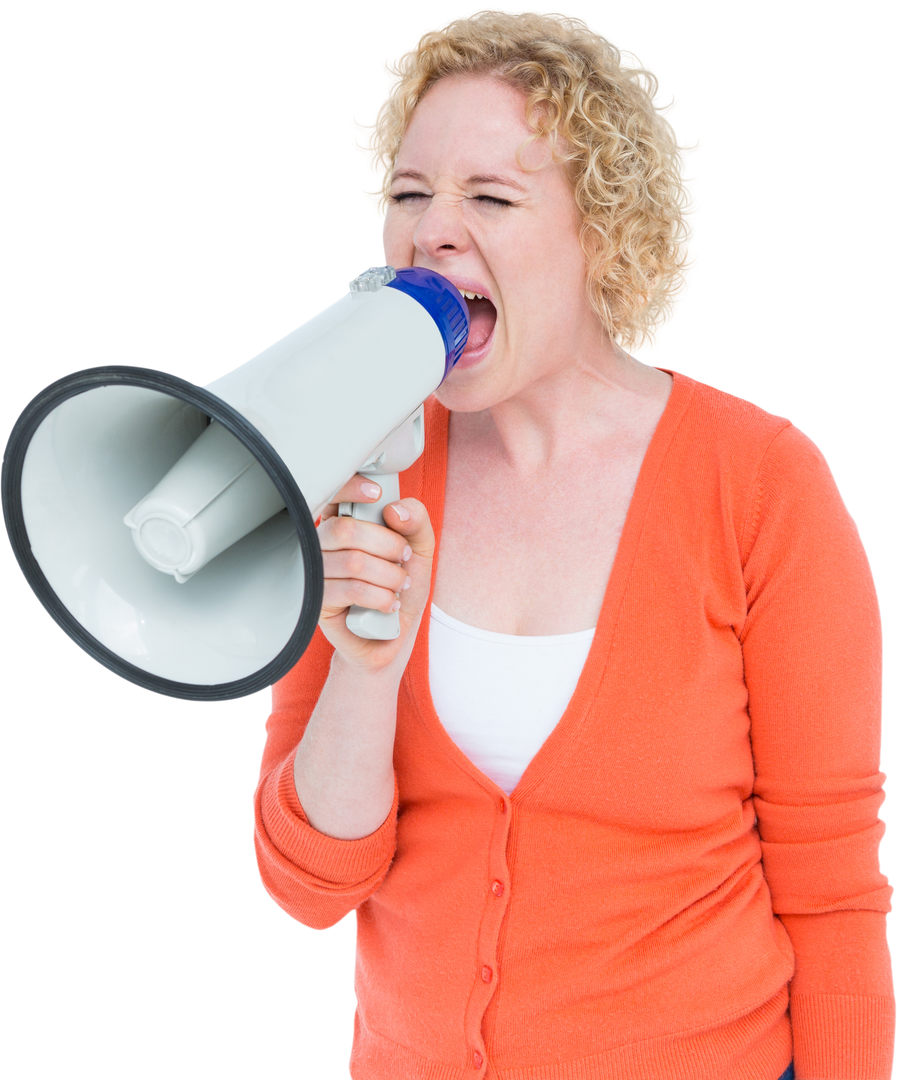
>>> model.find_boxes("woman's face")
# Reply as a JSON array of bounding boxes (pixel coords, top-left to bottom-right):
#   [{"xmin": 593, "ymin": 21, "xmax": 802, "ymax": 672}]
[{"xmin": 383, "ymin": 74, "xmax": 602, "ymax": 413}]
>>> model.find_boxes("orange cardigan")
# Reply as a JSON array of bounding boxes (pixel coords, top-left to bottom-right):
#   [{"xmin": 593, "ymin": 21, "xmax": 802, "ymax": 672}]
[{"xmin": 255, "ymin": 372, "xmax": 894, "ymax": 1080}]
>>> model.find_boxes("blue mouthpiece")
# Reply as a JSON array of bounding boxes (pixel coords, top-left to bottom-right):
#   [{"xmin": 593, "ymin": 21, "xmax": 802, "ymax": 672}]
[{"xmin": 385, "ymin": 267, "xmax": 469, "ymax": 381}]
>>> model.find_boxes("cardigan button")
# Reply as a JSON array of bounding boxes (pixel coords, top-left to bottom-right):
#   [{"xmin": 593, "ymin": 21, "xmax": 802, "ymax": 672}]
[
  {"xmin": 491, "ymin": 880, "xmax": 504, "ymax": 897},
  {"xmin": 473, "ymin": 1051, "xmax": 484, "ymax": 1068},
  {"xmin": 481, "ymin": 965, "xmax": 493, "ymax": 983}
]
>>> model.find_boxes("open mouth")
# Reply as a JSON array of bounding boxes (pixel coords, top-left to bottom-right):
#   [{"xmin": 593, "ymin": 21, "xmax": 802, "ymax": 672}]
[{"xmin": 458, "ymin": 290, "xmax": 497, "ymax": 362}]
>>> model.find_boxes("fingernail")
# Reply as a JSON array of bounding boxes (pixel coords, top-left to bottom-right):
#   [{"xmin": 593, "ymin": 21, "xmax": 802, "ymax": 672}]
[
  {"xmin": 391, "ymin": 600, "xmax": 401, "ymax": 613},
  {"xmin": 391, "ymin": 503, "xmax": 410, "ymax": 521},
  {"xmin": 402, "ymin": 545, "xmax": 412, "ymax": 562},
  {"xmin": 402, "ymin": 576, "xmax": 411, "ymax": 590},
  {"xmin": 360, "ymin": 482, "xmax": 380, "ymax": 499}
]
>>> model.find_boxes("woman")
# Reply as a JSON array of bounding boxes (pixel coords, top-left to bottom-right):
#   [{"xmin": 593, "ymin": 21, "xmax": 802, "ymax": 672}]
[{"xmin": 254, "ymin": 12, "xmax": 893, "ymax": 1079}]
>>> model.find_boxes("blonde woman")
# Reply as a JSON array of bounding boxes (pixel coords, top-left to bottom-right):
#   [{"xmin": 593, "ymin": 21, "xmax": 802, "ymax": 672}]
[{"xmin": 254, "ymin": 12, "xmax": 893, "ymax": 1080}]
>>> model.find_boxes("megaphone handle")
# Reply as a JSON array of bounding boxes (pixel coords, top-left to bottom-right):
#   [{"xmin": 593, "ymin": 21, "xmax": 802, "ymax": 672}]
[{"xmin": 339, "ymin": 472, "xmax": 402, "ymax": 640}]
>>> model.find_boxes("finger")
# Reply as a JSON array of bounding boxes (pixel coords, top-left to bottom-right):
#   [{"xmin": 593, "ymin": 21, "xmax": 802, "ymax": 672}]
[
  {"xmin": 380, "ymin": 498, "xmax": 436, "ymax": 562},
  {"xmin": 318, "ymin": 513, "xmax": 412, "ymax": 565},
  {"xmin": 319, "ymin": 474, "xmax": 384, "ymax": 521},
  {"xmin": 321, "ymin": 577, "xmax": 403, "ymax": 618},
  {"xmin": 322, "ymin": 549, "xmax": 411, "ymax": 595}
]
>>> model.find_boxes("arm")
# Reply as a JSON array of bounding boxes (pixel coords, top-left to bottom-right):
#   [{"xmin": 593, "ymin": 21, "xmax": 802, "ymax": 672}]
[
  {"xmin": 292, "ymin": 653, "xmax": 402, "ymax": 841},
  {"xmin": 741, "ymin": 423, "xmax": 894, "ymax": 1080},
  {"xmin": 254, "ymin": 628, "xmax": 401, "ymax": 930},
  {"xmin": 254, "ymin": 477, "xmax": 436, "ymax": 929}
]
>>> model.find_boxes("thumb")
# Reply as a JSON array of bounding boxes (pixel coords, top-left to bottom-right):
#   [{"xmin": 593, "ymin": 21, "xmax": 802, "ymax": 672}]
[{"xmin": 382, "ymin": 498, "xmax": 436, "ymax": 562}]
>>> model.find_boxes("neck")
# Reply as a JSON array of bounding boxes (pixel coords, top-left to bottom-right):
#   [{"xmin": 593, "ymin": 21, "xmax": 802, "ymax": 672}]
[{"xmin": 455, "ymin": 339, "xmax": 671, "ymax": 475}]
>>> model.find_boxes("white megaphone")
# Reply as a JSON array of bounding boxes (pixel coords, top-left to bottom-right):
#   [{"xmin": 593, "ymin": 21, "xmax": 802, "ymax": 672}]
[{"xmin": 2, "ymin": 266, "xmax": 469, "ymax": 700}]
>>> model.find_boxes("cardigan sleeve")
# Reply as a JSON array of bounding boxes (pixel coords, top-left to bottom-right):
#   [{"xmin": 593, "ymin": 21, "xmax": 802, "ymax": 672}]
[
  {"xmin": 252, "ymin": 434, "xmax": 432, "ymax": 931},
  {"xmin": 740, "ymin": 422, "xmax": 894, "ymax": 1080},
  {"xmin": 253, "ymin": 625, "xmax": 399, "ymax": 930}
]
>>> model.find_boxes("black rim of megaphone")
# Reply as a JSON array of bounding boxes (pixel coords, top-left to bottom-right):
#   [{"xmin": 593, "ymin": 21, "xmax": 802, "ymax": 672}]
[{"xmin": 2, "ymin": 366, "xmax": 324, "ymax": 701}]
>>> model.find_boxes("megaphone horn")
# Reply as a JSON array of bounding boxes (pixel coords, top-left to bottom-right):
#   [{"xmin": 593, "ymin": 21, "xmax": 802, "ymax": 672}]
[{"xmin": 2, "ymin": 266, "xmax": 469, "ymax": 701}]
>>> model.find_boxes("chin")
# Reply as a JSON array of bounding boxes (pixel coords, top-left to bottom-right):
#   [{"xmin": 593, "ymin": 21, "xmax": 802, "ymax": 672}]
[
  {"xmin": 435, "ymin": 363, "xmax": 509, "ymax": 416},
  {"xmin": 435, "ymin": 379, "xmax": 489, "ymax": 414},
  {"xmin": 435, "ymin": 328, "xmax": 531, "ymax": 413}
]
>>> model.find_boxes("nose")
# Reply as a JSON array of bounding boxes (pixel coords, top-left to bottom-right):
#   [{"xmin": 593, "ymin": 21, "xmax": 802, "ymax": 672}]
[{"xmin": 412, "ymin": 195, "xmax": 470, "ymax": 261}]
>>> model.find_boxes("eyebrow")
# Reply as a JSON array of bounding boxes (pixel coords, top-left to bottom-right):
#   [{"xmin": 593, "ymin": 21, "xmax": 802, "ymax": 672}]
[{"xmin": 390, "ymin": 169, "xmax": 526, "ymax": 193}]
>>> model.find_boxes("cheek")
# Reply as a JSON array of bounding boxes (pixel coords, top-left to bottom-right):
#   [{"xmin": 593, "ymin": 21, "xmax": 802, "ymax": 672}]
[
  {"xmin": 379, "ymin": 234, "xmax": 401, "ymax": 267},
  {"xmin": 382, "ymin": 213, "xmax": 413, "ymax": 264}
]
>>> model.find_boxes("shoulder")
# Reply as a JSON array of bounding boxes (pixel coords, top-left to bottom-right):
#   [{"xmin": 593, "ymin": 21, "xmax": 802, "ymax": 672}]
[
  {"xmin": 668, "ymin": 370, "xmax": 831, "ymax": 478},
  {"xmin": 671, "ymin": 371, "xmax": 791, "ymax": 449},
  {"xmin": 657, "ymin": 372, "xmax": 850, "ymax": 557},
  {"xmin": 675, "ymin": 375, "xmax": 859, "ymax": 561},
  {"xmin": 673, "ymin": 367, "xmax": 833, "ymax": 473}
]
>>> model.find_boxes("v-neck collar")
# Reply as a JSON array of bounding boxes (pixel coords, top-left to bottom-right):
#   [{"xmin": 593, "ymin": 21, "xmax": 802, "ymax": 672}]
[{"xmin": 405, "ymin": 369, "xmax": 695, "ymax": 802}]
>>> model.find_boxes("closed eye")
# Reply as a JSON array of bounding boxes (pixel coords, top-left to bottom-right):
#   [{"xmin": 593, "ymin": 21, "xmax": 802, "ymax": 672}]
[{"xmin": 389, "ymin": 192, "xmax": 514, "ymax": 207}]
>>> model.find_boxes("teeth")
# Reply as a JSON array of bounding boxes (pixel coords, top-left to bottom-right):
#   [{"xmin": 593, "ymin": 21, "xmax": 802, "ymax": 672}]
[{"xmin": 459, "ymin": 289, "xmax": 486, "ymax": 300}]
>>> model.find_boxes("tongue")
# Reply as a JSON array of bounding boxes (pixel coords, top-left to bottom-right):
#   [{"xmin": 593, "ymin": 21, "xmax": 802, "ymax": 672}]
[{"xmin": 464, "ymin": 298, "xmax": 497, "ymax": 352}]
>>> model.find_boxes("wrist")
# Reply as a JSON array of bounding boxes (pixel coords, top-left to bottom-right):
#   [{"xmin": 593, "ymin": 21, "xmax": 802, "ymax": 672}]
[{"xmin": 329, "ymin": 648, "xmax": 404, "ymax": 697}]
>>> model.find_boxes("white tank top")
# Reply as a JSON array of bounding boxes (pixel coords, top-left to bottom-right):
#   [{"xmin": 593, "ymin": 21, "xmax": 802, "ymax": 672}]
[{"xmin": 428, "ymin": 604, "xmax": 596, "ymax": 795}]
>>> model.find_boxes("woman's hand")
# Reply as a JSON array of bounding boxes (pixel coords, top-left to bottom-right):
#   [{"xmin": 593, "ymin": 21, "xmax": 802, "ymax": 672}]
[{"xmin": 316, "ymin": 474, "xmax": 436, "ymax": 675}]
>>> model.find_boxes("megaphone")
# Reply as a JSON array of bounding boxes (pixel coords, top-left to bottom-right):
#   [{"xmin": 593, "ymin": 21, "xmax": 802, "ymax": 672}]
[{"xmin": 2, "ymin": 265, "xmax": 468, "ymax": 701}]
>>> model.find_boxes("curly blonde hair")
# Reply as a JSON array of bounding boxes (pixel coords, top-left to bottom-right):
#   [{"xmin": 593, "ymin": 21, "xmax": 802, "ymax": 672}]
[{"xmin": 371, "ymin": 11, "xmax": 690, "ymax": 350}]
